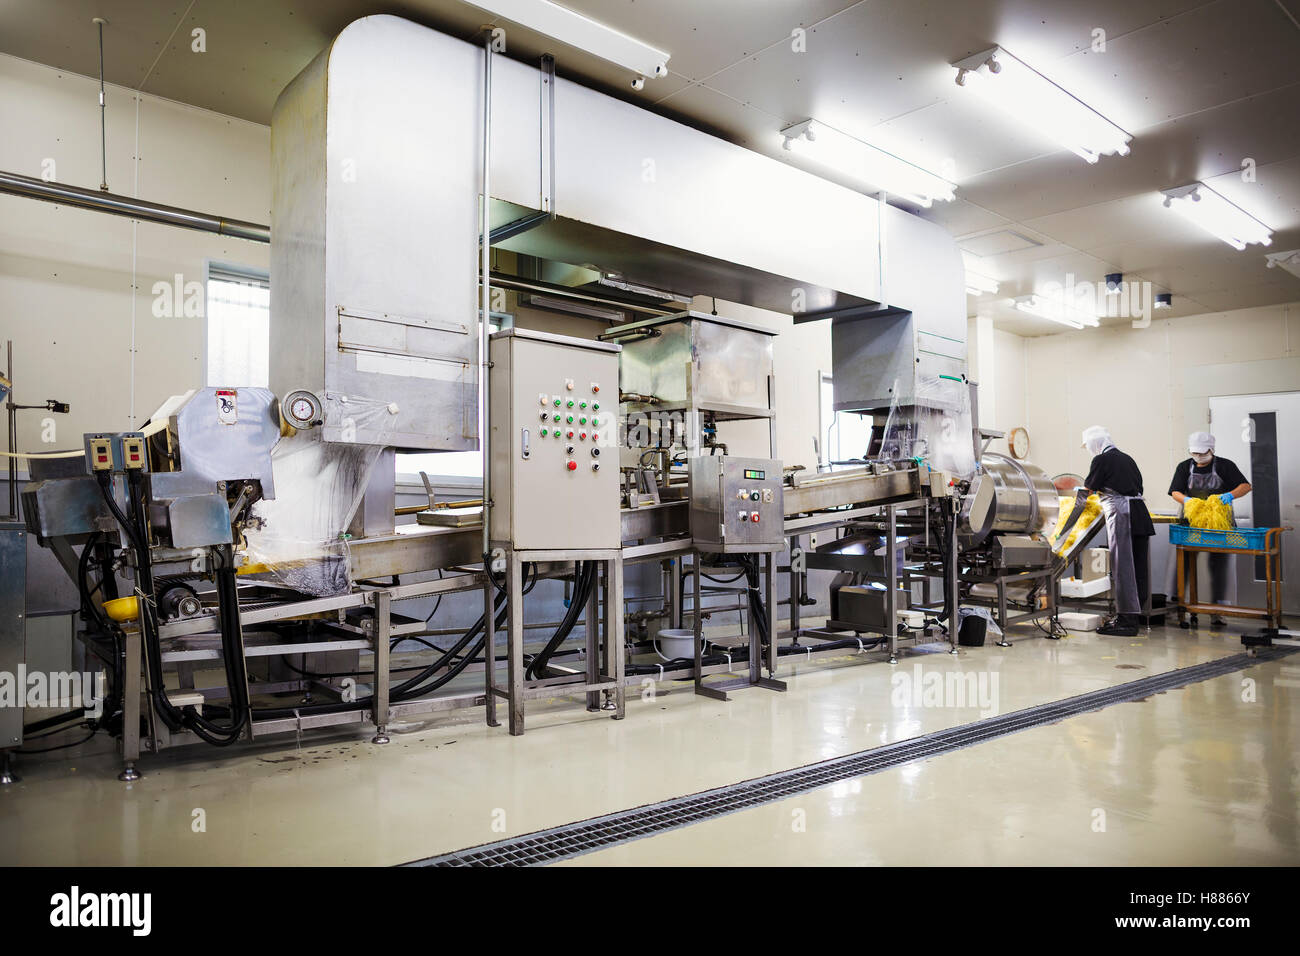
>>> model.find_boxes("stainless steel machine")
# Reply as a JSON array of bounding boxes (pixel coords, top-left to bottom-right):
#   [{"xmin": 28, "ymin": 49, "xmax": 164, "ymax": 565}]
[{"xmin": 7, "ymin": 15, "xmax": 1074, "ymax": 780}]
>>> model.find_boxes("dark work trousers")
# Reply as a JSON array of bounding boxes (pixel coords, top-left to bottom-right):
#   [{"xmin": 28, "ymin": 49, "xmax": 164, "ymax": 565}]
[{"xmin": 1132, "ymin": 534, "xmax": 1150, "ymax": 613}]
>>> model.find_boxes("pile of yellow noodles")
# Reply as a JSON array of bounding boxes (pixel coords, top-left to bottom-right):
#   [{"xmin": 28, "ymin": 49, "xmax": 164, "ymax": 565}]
[
  {"xmin": 1184, "ymin": 495, "xmax": 1234, "ymax": 531},
  {"xmin": 1050, "ymin": 493, "xmax": 1101, "ymax": 556}
]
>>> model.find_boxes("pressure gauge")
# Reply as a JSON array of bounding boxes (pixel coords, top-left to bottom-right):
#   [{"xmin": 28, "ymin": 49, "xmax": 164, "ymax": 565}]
[
  {"xmin": 282, "ymin": 389, "xmax": 323, "ymax": 429},
  {"xmin": 1008, "ymin": 426, "xmax": 1030, "ymax": 460}
]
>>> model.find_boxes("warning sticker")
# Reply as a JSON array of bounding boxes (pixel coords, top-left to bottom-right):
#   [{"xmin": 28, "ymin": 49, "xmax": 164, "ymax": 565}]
[{"xmin": 215, "ymin": 389, "xmax": 238, "ymax": 425}]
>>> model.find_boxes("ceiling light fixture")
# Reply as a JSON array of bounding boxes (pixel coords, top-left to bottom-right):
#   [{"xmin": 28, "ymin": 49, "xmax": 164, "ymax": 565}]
[
  {"xmin": 952, "ymin": 46, "xmax": 1131, "ymax": 164},
  {"xmin": 1155, "ymin": 293, "xmax": 1172, "ymax": 309},
  {"xmin": 965, "ymin": 271, "xmax": 999, "ymax": 296},
  {"xmin": 463, "ymin": 0, "xmax": 670, "ymax": 85},
  {"xmin": 780, "ymin": 119, "xmax": 957, "ymax": 208},
  {"xmin": 1013, "ymin": 293, "xmax": 1101, "ymax": 330},
  {"xmin": 1160, "ymin": 184, "xmax": 1272, "ymax": 250},
  {"xmin": 1265, "ymin": 249, "xmax": 1300, "ymax": 279},
  {"xmin": 1104, "ymin": 272, "xmax": 1123, "ymax": 296}
]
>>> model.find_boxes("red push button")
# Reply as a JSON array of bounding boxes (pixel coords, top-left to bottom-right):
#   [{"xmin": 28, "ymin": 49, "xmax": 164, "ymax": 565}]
[
  {"xmin": 751, "ymin": 513, "xmax": 761, "ymax": 523},
  {"xmin": 566, "ymin": 460, "xmax": 577, "ymax": 471}
]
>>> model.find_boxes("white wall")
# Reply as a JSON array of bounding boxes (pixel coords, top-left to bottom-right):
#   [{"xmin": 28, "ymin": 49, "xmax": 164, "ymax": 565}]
[
  {"xmin": 0, "ymin": 53, "xmax": 269, "ymax": 459},
  {"xmin": 1010, "ymin": 302, "xmax": 1300, "ymax": 504},
  {"xmin": 967, "ymin": 315, "xmax": 1028, "ymax": 458}
]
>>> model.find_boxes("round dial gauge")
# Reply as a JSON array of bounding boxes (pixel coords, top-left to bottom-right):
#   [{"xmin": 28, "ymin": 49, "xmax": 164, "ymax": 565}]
[
  {"xmin": 281, "ymin": 389, "xmax": 322, "ymax": 429},
  {"xmin": 1008, "ymin": 426, "xmax": 1030, "ymax": 460}
]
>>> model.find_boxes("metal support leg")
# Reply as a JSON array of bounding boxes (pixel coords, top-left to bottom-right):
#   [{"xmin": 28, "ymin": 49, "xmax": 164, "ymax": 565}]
[
  {"xmin": 947, "ymin": 503, "xmax": 960, "ymax": 655},
  {"xmin": 484, "ymin": 574, "xmax": 499, "ymax": 727},
  {"xmin": 995, "ymin": 579, "xmax": 1012, "ymax": 646},
  {"xmin": 585, "ymin": 563, "xmax": 601, "ymax": 712},
  {"xmin": 887, "ymin": 505, "xmax": 899, "ymax": 664},
  {"xmin": 119, "ymin": 626, "xmax": 141, "ymax": 781},
  {"xmin": 506, "ymin": 551, "xmax": 526, "ymax": 735},
  {"xmin": 692, "ymin": 552, "xmax": 726, "ymax": 701},
  {"xmin": 608, "ymin": 554, "xmax": 626, "ymax": 718},
  {"xmin": 758, "ymin": 552, "xmax": 787, "ymax": 692},
  {"xmin": 371, "ymin": 591, "xmax": 391, "ymax": 744},
  {"xmin": 0, "ymin": 749, "xmax": 18, "ymax": 785},
  {"xmin": 788, "ymin": 533, "xmax": 801, "ymax": 644}
]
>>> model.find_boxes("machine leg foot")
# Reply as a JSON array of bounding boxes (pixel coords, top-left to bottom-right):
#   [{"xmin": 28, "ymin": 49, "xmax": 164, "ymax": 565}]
[
  {"xmin": 888, "ymin": 655, "xmax": 898, "ymax": 665},
  {"xmin": 1, "ymin": 750, "xmax": 19, "ymax": 785},
  {"xmin": 995, "ymin": 639, "xmax": 1012, "ymax": 648},
  {"xmin": 371, "ymin": 728, "xmax": 390, "ymax": 745},
  {"xmin": 117, "ymin": 761, "xmax": 140, "ymax": 783},
  {"xmin": 600, "ymin": 690, "xmax": 617, "ymax": 712}
]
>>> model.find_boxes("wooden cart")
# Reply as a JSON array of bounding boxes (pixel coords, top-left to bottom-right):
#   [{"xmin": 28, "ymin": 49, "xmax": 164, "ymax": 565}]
[{"xmin": 1173, "ymin": 525, "xmax": 1289, "ymax": 630}]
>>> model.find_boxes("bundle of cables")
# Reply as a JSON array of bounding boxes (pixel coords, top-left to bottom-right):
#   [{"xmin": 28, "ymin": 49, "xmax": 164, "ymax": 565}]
[
  {"xmin": 97, "ymin": 469, "xmax": 251, "ymax": 746},
  {"xmin": 526, "ymin": 561, "xmax": 597, "ymax": 680}
]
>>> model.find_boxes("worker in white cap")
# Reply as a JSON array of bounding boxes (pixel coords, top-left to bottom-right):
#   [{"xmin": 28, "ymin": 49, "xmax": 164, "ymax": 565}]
[
  {"xmin": 1168, "ymin": 431, "xmax": 1251, "ymax": 626},
  {"xmin": 1079, "ymin": 426, "xmax": 1154, "ymax": 636}
]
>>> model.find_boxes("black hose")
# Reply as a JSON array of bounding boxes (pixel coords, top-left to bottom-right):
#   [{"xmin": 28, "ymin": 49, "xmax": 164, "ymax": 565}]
[
  {"xmin": 98, "ymin": 470, "xmax": 249, "ymax": 745},
  {"xmin": 527, "ymin": 561, "xmax": 596, "ymax": 680}
]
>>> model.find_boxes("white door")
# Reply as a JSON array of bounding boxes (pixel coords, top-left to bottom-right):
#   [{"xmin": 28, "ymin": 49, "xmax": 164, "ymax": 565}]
[{"xmin": 1209, "ymin": 392, "xmax": 1300, "ymax": 615}]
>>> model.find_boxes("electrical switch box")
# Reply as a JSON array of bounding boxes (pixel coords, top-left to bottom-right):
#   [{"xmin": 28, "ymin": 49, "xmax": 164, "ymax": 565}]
[
  {"xmin": 84, "ymin": 432, "xmax": 149, "ymax": 474},
  {"xmin": 489, "ymin": 329, "xmax": 621, "ymax": 550},
  {"xmin": 688, "ymin": 455, "xmax": 785, "ymax": 553}
]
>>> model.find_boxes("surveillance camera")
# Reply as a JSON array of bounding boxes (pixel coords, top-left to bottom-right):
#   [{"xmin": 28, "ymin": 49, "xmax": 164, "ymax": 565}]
[{"xmin": 631, "ymin": 76, "xmax": 645, "ymax": 91}]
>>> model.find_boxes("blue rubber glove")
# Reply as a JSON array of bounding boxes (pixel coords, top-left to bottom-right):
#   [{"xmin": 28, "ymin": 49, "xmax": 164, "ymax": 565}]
[{"xmin": 1218, "ymin": 492, "xmax": 1234, "ymax": 505}]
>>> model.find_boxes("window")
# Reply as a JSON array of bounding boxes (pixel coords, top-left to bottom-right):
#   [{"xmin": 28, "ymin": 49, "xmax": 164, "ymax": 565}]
[
  {"xmin": 206, "ymin": 263, "xmax": 270, "ymax": 388},
  {"xmin": 818, "ymin": 372, "xmax": 873, "ymax": 465}
]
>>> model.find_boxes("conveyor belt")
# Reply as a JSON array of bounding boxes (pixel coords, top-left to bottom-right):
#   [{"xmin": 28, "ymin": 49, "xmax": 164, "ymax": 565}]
[{"xmin": 406, "ymin": 647, "xmax": 1297, "ymax": 867}]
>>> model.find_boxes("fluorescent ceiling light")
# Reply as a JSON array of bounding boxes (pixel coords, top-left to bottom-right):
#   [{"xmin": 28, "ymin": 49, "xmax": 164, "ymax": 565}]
[
  {"xmin": 1012, "ymin": 293, "xmax": 1101, "ymax": 330},
  {"xmin": 780, "ymin": 119, "xmax": 956, "ymax": 208},
  {"xmin": 1266, "ymin": 249, "xmax": 1300, "ymax": 279},
  {"xmin": 1161, "ymin": 184, "xmax": 1272, "ymax": 250},
  {"xmin": 965, "ymin": 271, "xmax": 999, "ymax": 296},
  {"xmin": 952, "ymin": 46, "xmax": 1131, "ymax": 164},
  {"xmin": 464, "ymin": 0, "xmax": 669, "ymax": 81}
]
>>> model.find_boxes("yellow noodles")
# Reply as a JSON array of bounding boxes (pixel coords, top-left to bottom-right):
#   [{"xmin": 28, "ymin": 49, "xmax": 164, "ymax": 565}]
[
  {"xmin": 1184, "ymin": 495, "xmax": 1233, "ymax": 531},
  {"xmin": 1051, "ymin": 493, "xmax": 1101, "ymax": 556}
]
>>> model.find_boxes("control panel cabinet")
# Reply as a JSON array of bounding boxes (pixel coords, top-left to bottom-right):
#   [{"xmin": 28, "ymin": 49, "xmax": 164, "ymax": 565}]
[
  {"xmin": 489, "ymin": 329, "xmax": 621, "ymax": 550},
  {"xmin": 688, "ymin": 455, "xmax": 785, "ymax": 553}
]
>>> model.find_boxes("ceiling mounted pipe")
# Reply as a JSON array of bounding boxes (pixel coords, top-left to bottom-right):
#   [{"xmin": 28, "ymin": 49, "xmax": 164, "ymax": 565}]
[{"xmin": 0, "ymin": 169, "xmax": 270, "ymax": 243}]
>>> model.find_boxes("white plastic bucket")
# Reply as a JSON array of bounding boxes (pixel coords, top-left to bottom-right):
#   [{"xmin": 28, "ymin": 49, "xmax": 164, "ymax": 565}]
[{"xmin": 656, "ymin": 628, "xmax": 696, "ymax": 661}]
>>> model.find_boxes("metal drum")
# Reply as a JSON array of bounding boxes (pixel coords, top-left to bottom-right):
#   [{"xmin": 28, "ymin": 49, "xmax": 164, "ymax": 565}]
[{"xmin": 961, "ymin": 454, "xmax": 1060, "ymax": 544}]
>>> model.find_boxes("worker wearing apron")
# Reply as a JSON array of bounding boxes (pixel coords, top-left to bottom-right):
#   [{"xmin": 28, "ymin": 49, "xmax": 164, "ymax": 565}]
[
  {"xmin": 1167, "ymin": 431, "xmax": 1252, "ymax": 627},
  {"xmin": 1081, "ymin": 426, "xmax": 1155, "ymax": 637}
]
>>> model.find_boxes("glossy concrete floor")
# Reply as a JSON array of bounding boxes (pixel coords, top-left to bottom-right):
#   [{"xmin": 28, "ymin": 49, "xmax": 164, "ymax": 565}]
[{"xmin": 1, "ymin": 621, "xmax": 1296, "ymax": 866}]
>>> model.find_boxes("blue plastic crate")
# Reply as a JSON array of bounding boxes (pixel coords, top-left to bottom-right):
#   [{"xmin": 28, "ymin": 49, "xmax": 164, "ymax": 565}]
[{"xmin": 1170, "ymin": 524, "xmax": 1270, "ymax": 551}]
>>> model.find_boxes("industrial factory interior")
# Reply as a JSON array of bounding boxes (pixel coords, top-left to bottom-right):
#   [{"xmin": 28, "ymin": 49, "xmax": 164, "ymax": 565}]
[{"xmin": 2, "ymin": 0, "xmax": 1299, "ymax": 911}]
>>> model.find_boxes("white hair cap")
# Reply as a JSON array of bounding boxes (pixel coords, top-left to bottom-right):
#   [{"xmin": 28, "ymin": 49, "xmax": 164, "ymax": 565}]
[
  {"xmin": 1081, "ymin": 425, "xmax": 1114, "ymax": 457},
  {"xmin": 1188, "ymin": 431, "xmax": 1215, "ymax": 454}
]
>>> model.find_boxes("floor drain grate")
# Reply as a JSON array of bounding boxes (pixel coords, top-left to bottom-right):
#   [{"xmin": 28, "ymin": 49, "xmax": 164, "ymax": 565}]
[{"xmin": 406, "ymin": 647, "xmax": 1296, "ymax": 867}]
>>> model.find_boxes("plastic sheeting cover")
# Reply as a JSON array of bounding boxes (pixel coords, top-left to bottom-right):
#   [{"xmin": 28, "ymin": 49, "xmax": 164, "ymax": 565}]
[
  {"xmin": 874, "ymin": 375, "xmax": 975, "ymax": 479},
  {"xmin": 241, "ymin": 430, "xmax": 383, "ymax": 595}
]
